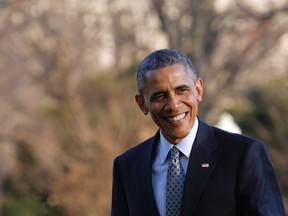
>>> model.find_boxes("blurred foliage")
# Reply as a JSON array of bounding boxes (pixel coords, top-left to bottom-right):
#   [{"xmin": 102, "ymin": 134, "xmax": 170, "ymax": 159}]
[
  {"xmin": 0, "ymin": 0, "xmax": 287, "ymax": 215},
  {"xmin": 2, "ymin": 176, "xmax": 62, "ymax": 216},
  {"xmin": 229, "ymin": 78, "xmax": 288, "ymax": 198}
]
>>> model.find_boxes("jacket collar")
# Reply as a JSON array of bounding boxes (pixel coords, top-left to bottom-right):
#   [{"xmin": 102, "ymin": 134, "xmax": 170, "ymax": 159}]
[
  {"xmin": 181, "ymin": 118, "xmax": 219, "ymax": 215},
  {"xmin": 134, "ymin": 132, "xmax": 161, "ymax": 216}
]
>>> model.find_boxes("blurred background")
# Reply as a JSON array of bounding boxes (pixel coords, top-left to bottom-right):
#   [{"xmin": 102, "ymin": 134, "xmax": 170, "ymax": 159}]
[{"xmin": 0, "ymin": 0, "xmax": 287, "ymax": 215}]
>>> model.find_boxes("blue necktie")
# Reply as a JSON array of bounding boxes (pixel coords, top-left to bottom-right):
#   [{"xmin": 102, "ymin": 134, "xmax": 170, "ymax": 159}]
[{"xmin": 166, "ymin": 147, "xmax": 185, "ymax": 216}]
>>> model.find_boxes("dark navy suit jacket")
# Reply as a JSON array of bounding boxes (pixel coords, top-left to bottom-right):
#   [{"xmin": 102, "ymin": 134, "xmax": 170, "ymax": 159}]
[{"xmin": 111, "ymin": 119, "xmax": 286, "ymax": 216}]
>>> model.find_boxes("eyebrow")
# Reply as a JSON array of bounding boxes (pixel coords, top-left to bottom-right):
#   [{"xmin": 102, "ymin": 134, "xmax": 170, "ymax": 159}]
[
  {"xmin": 175, "ymin": 84, "xmax": 191, "ymax": 90},
  {"xmin": 149, "ymin": 84, "xmax": 191, "ymax": 100}
]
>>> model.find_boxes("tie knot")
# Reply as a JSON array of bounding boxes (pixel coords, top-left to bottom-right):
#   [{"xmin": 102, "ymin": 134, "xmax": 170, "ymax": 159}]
[{"xmin": 170, "ymin": 147, "xmax": 180, "ymax": 160}]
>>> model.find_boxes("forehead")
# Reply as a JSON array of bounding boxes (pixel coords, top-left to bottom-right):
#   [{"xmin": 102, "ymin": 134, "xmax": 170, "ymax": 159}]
[{"xmin": 144, "ymin": 63, "xmax": 194, "ymax": 88}]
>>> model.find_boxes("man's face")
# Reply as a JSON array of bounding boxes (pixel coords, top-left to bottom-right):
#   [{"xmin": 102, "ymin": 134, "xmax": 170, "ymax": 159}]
[{"xmin": 136, "ymin": 63, "xmax": 203, "ymax": 144}]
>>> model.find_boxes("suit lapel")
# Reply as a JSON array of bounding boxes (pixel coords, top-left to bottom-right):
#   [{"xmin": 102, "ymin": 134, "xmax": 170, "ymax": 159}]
[
  {"xmin": 134, "ymin": 133, "xmax": 160, "ymax": 216},
  {"xmin": 181, "ymin": 119, "xmax": 219, "ymax": 216}
]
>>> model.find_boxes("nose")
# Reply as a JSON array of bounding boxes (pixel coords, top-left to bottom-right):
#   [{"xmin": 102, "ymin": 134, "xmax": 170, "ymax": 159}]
[{"xmin": 165, "ymin": 94, "xmax": 180, "ymax": 111}]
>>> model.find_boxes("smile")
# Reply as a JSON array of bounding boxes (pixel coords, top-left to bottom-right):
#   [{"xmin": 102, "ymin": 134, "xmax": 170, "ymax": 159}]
[{"xmin": 167, "ymin": 113, "xmax": 186, "ymax": 122}]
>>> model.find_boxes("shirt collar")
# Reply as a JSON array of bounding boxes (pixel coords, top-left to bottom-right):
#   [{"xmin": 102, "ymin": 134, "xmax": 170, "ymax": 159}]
[{"xmin": 159, "ymin": 117, "xmax": 199, "ymax": 164}]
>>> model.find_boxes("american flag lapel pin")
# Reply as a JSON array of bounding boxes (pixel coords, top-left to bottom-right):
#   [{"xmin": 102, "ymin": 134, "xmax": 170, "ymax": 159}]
[{"xmin": 202, "ymin": 163, "xmax": 209, "ymax": 168}]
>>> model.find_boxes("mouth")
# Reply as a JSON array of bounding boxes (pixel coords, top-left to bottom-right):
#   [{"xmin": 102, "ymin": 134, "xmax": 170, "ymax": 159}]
[{"xmin": 166, "ymin": 113, "xmax": 187, "ymax": 122}]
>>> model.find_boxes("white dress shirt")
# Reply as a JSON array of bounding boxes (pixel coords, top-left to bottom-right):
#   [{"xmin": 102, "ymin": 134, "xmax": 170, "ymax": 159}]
[{"xmin": 152, "ymin": 118, "xmax": 199, "ymax": 216}]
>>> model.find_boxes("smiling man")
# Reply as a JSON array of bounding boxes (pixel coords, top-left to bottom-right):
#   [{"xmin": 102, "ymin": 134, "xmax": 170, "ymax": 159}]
[
  {"xmin": 111, "ymin": 49, "xmax": 285, "ymax": 216},
  {"xmin": 135, "ymin": 62, "xmax": 203, "ymax": 144}
]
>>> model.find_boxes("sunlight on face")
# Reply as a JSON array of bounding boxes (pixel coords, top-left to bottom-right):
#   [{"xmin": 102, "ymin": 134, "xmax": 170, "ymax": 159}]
[{"xmin": 136, "ymin": 63, "xmax": 203, "ymax": 144}]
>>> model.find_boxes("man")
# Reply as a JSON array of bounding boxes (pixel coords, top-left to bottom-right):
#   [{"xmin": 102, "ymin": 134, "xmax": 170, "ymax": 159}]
[{"xmin": 111, "ymin": 49, "xmax": 286, "ymax": 216}]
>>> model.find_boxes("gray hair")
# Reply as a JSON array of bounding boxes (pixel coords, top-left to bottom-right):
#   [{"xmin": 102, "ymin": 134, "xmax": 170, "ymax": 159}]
[{"xmin": 136, "ymin": 49, "xmax": 199, "ymax": 94}]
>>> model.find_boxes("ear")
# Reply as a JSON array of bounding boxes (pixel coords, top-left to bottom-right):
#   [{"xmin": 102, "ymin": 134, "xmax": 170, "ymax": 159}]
[
  {"xmin": 195, "ymin": 78, "xmax": 204, "ymax": 102},
  {"xmin": 135, "ymin": 94, "xmax": 149, "ymax": 115}
]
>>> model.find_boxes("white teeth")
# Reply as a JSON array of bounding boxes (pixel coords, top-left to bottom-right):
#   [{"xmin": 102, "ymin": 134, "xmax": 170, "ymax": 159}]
[{"xmin": 167, "ymin": 113, "xmax": 186, "ymax": 122}]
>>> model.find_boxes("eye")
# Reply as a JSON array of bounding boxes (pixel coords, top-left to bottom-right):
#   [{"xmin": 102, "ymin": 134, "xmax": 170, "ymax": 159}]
[
  {"xmin": 176, "ymin": 85, "xmax": 190, "ymax": 94},
  {"xmin": 150, "ymin": 92, "xmax": 166, "ymax": 102}
]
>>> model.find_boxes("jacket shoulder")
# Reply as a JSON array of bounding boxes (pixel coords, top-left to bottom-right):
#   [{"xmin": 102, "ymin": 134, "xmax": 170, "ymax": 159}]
[
  {"xmin": 210, "ymin": 125, "xmax": 269, "ymax": 158},
  {"xmin": 115, "ymin": 133, "xmax": 158, "ymax": 163}
]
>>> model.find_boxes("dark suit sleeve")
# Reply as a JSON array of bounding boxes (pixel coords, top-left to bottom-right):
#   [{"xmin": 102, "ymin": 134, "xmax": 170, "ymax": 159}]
[
  {"xmin": 111, "ymin": 157, "xmax": 129, "ymax": 216},
  {"xmin": 237, "ymin": 140, "xmax": 286, "ymax": 216}
]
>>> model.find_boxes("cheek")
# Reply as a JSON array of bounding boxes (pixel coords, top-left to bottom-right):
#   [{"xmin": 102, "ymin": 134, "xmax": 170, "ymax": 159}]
[
  {"xmin": 185, "ymin": 94, "xmax": 198, "ymax": 106},
  {"xmin": 148, "ymin": 102, "xmax": 163, "ymax": 113},
  {"xmin": 186, "ymin": 97, "xmax": 199, "ymax": 116},
  {"xmin": 149, "ymin": 107, "xmax": 161, "ymax": 120},
  {"xmin": 149, "ymin": 105, "xmax": 165, "ymax": 123},
  {"xmin": 150, "ymin": 113, "xmax": 164, "ymax": 129}
]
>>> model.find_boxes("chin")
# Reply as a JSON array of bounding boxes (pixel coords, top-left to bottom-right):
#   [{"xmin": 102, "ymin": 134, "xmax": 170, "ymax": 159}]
[{"xmin": 171, "ymin": 132, "xmax": 189, "ymax": 141}]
